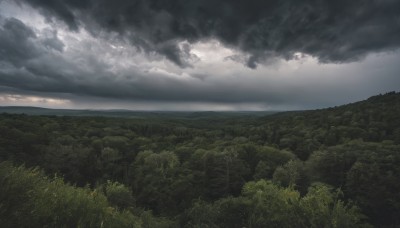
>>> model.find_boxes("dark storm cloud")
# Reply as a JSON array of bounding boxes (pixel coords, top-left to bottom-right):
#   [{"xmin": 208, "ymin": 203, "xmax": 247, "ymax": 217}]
[
  {"xmin": 0, "ymin": 18, "xmax": 268, "ymax": 103},
  {"xmin": 18, "ymin": 0, "xmax": 89, "ymax": 31},
  {"xmin": 0, "ymin": 17, "xmax": 64, "ymax": 65},
  {"xmin": 18, "ymin": 0, "xmax": 400, "ymax": 68},
  {"xmin": 0, "ymin": 17, "xmax": 302, "ymax": 105},
  {"xmin": 0, "ymin": 17, "xmax": 40, "ymax": 66},
  {"xmin": 1, "ymin": 2, "xmax": 400, "ymax": 111}
]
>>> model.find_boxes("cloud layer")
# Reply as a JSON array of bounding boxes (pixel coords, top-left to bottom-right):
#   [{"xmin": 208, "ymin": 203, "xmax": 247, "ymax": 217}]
[
  {"xmin": 18, "ymin": 0, "xmax": 400, "ymax": 68},
  {"xmin": 0, "ymin": 1, "xmax": 399, "ymax": 110}
]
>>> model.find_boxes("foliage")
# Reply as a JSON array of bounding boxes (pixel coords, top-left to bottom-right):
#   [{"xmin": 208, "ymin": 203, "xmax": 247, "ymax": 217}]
[
  {"xmin": 103, "ymin": 180, "xmax": 135, "ymax": 209},
  {"xmin": 0, "ymin": 91, "xmax": 399, "ymax": 226},
  {"xmin": 0, "ymin": 162, "xmax": 143, "ymax": 227},
  {"xmin": 185, "ymin": 180, "xmax": 370, "ymax": 228}
]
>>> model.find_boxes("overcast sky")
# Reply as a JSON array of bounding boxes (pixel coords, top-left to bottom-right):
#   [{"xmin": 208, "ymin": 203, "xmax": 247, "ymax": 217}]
[{"xmin": 0, "ymin": 0, "xmax": 399, "ymax": 111}]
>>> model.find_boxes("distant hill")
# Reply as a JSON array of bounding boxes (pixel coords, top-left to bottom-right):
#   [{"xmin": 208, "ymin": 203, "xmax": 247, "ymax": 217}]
[
  {"xmin": 1, "ymin": 92, "xmax": 399, "ymax": 120},
  {"xmin": 0, "ymin": 106, "xmax": 277, "ymax": 119},
  {"xmin": 269, "ymin": 91, "xmax": 400, "ymax": 121},
  {"xmin": 265, "ymin": 91, "xmax": 400, "ymax": 118},
  {"xmin": 256, "ymin": 91, "xmax": 400, "ymax": 159}
]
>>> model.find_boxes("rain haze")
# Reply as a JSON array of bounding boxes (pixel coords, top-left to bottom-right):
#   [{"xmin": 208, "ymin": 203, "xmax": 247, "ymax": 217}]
[{"xmin": 0, "ymin": 0, "xmax": 399, "ymax": 110}]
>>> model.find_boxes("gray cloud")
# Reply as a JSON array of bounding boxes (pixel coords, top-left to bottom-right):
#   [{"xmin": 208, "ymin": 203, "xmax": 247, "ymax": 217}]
[
  {"xmin": 0, "ymin": 17, "xmax": 40, "ymax": 66},
  {"xmin": 41, "ymin": 29, "xmax": 65, "ymax": 52},
  {"xmin": 0, "ymin": 2, "xmax": 399, "ymax": 111},
  {"xmin": 16, "ymin": 0, "xmax": 400, "ymax": 68}
]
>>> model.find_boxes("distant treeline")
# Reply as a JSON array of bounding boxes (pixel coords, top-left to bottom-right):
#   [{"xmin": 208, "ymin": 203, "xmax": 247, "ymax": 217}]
[{"xmin": 1, "ymin": 91, "xmax": 399, "ymax": 227}]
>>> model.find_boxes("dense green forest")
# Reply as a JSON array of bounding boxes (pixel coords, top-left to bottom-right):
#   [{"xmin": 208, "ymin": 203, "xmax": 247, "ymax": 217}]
[{"xmin": 1, "ymin": 92, "xmax": 399, "ymax": 227}]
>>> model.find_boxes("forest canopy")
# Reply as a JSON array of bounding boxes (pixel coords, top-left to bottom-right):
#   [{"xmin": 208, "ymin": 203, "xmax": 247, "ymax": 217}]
[{"xmin": 0, "ymin": 92, "xmax": 399, "ymax": 227}]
